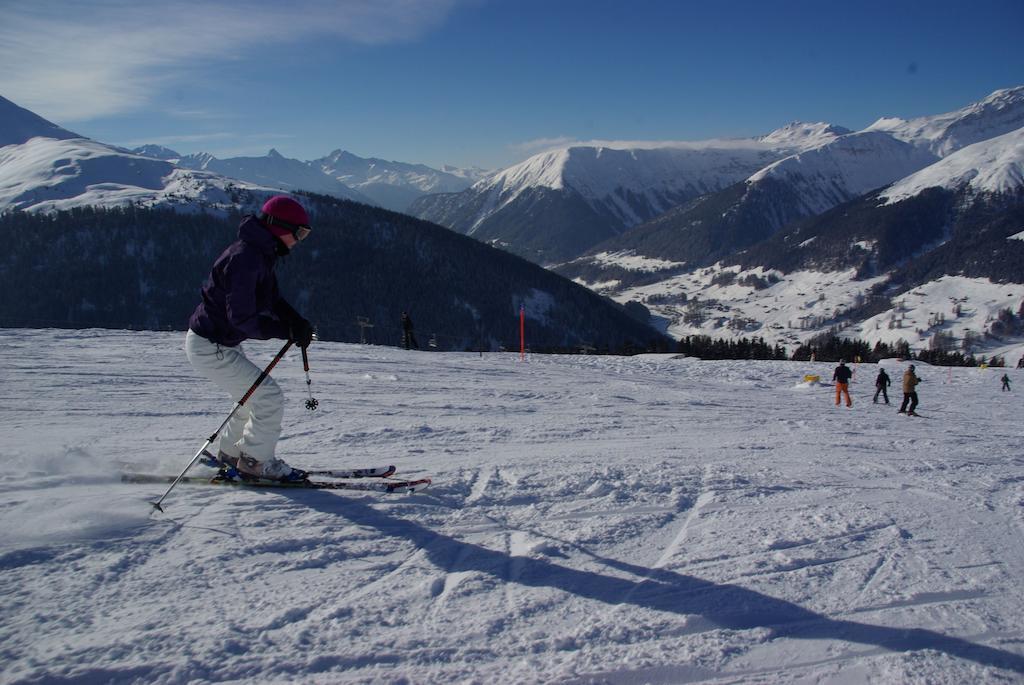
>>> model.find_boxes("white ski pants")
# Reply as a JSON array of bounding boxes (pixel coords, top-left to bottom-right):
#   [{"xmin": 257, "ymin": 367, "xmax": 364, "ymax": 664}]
[{"xmin": 185, "ymin": 329, "xmax": 284, "ymax": 460}]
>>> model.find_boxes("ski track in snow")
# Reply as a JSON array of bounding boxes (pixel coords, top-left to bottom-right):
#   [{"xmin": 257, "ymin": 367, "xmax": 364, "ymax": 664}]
[{"xmin": 1, "ymin": 329, "xmax": 1023, "ymax": 684}]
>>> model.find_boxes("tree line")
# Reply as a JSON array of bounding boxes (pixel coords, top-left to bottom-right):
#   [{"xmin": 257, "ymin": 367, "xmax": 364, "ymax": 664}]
[{"xmin": 0, "ymin": 200, "xmax": 669, "ymax": 354}]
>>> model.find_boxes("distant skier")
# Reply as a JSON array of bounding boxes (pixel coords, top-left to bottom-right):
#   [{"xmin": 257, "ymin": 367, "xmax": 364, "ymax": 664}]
[
  {"xmin": 1001, "ymin": 373, "xmax": 1011, "ymax": 391},
  {"xmin": 185, "ymin": 195, "xmax": 315, "ymax": 482},
  {"xmin": 401, "ymin": 311, "xmax": 419, "ymax": 350},
  {"xmin": 1017, "ymin": 356, "xmax": 1024, "ymax": 369},
  {"xmin": 873, "ymin": 368, "xmax": 891, "ymax": 404},
  {"xmin": 832, "ymin": 360, "xmax": 853, "ymax": 407},
  {"xmin": 898, "ymin": 364, "xmax": 921, "ymax": 416}
]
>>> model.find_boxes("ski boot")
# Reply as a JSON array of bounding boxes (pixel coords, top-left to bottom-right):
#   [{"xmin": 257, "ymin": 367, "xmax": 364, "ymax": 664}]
[
  {"xmin": 236, "ymin": 454, "xmax": 308, "ymax": 483},
  {"xmin": 198, "ymin": 450, "xmax": 242, "ymax": 481},
  {"xmin": 199, "ymin": 449, "xmax": 239, "ymax": 469}
]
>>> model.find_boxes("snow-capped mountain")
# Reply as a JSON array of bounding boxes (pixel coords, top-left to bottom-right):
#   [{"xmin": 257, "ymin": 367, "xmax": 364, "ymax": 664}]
[
  {"xmin": 554, "ymin": 131, "xmax": 939, "ymax": 276},
  {"xmin": 413, "ymin": 88, "xmax": 1024, "ymax": 269},
  {"xmin": 128, "ymin": 145, "xmax": 481, "ymax": 213},
  {"xmin": 0, "ymin": 94, "xmax": 82, "ymax": 147},
  {"xmin": 748, "ymin": 131, "xmax": 939, "ymax": 215},
  {"xmin": 866, "ymin": 86, "xmax": 1024, "ymax": 157},
  {"xmin": 553, "ymin": 89, "xmax": 1024, "ymax": 357},
  {"xmin": 0, "ymin": 96, "xmax": 325, "ymax": 214},
  {"xmin": 409, "ymin": 132, "xmax": 846, "ymax": 264},
  {"xmin": 129, "ymin": 144, "xmax": 181, "ymax": 161},
  {"xmin": 315, "ymin": 149, "xmax": 477, "ymax": 212},
  {"xmin": 0, "ymin": 134, "xmax": 275, "ymax": 214},
  {"xmin": 756, "ymin": 121, "xmax": 853, "ymax": 148},
  {"xmin": 881, "ymin": 126, "xmax": 1024, "ymax": 204},
  {"xmin": 173, "ymin": 148, "xmax": 374, "ymax": 205},
  {"xmin": 439, "ymin": 163, "xmax": 490, "ymax": 183}
]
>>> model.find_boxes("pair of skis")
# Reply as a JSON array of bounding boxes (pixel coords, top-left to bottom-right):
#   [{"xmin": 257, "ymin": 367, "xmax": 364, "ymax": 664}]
[{"xmin": 122, "ymin": 459, "xmax": 431, "ymax": 495}]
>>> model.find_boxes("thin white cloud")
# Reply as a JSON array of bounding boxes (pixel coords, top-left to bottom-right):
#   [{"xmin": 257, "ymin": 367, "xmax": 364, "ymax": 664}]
[
  {"xmin": 121, "ymin": 132, "xmax": 236, "ymax": 148},
  {"xmin": 121, "ymin": 131, "xmax": 297, "ymax": 157},
  {"xmin": 509, "ymin": 136, "xmax": 581, "ymax": 155},
  {"xmin": 0, "ymin": 0, "xmax": 463, "ymax": 122},
  {"xmin": 509, "ymin": 134, "xmax": 773, "ymax": 161},
  {"xmin": 163, "ymin": 109, "xmax": 233, "ymax": 121}
]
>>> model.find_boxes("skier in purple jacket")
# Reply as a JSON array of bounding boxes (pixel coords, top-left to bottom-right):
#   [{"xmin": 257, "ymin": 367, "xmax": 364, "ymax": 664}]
[{"xmin": 185, "ymin": 195, "xmax": 314, "ymax": 482}]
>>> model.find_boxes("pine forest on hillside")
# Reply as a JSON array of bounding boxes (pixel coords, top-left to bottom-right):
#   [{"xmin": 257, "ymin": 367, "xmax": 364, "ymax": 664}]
[{"xmin": 0, "ymin": 199, "xmax": 668, "ymax": 354}]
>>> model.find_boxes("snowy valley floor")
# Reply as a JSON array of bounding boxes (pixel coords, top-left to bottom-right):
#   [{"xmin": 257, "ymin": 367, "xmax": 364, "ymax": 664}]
[{"xmin": 1, "ymin": 329, "xmax": 1023, "ymax": 684}]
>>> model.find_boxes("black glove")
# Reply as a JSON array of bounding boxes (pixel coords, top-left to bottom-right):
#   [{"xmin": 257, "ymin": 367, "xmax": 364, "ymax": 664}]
[{"xmin": 290, "ymin": 318, "xmax": 314, "ymax": 349}]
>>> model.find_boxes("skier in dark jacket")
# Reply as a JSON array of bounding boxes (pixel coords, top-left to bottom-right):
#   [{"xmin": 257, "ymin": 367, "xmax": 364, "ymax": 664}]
[
  {"xmin": 185, "ymin": 195, "xmax": 314, "ymax": 482},
  {"xmin": 833, "ymin": 360, "xmax": 853, "ymax": 407},
  {"xmin": 401, "ymin": 311, "xmax": 419, "ymax": 350},
  {"xmin": 1002, "ymin": 373, "xmax": 1012, "ymax": 391},
  {"xmin": 873, "ymin": 368, "xmax": 891, "ymax": 404}
]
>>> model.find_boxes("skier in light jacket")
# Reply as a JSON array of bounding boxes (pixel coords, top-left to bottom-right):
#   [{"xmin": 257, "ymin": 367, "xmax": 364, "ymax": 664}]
[
  {"xmin": 186, "ymin": 195, "xmax": 314, "ymax": 482},
  {"xmin": 898, "ymin": 364, "xmax": 921, "ymax": 416}
]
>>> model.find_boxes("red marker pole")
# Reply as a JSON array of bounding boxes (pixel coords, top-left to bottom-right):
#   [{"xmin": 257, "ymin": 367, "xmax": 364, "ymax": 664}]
[{"xmin": 520, "ymin": 305, "xmax": 525, "ymax": 362}]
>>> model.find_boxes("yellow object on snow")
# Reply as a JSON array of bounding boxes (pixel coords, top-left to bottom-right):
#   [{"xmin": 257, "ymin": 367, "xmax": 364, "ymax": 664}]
[{"xmin": 803, "ymin": 375, "xmax": 821, "ymax": 383}]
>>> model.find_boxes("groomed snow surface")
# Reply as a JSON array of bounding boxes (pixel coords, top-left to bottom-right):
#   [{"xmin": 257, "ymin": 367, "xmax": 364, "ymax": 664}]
[{"xmin": 2, "ymin": 329, "xmax": 1023, "ymax": 684}]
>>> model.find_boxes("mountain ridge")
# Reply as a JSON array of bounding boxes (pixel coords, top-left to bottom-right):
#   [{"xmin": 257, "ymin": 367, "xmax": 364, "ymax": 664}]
[{"xmin": 0, "ymin": 94, "xmax": 82, "ymax": 147}]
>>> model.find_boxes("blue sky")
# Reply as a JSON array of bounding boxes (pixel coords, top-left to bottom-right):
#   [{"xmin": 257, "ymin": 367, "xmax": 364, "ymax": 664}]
[{"xmin": 1, "ymin": 0, "xmax": 1022, "ymax": 170}]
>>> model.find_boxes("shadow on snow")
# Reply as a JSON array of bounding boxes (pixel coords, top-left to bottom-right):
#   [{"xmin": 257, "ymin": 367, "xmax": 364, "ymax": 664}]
[{"xmin": 289, "ymin": 490, "xmax": 1024, "ymax": 674}]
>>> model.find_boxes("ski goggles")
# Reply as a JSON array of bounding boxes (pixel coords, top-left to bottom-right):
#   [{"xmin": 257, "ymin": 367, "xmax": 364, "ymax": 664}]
[{"xmin": 258, "ymin": 212, "xmax": 313, "ymax": 241}]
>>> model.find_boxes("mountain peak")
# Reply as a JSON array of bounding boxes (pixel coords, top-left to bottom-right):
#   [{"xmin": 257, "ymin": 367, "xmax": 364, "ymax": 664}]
[
  {"xmin": 866, "ymin": 84, "xmax": 1024, "ymax": 157},
  {"xmin": 267, "ymin": 148, "xmax": 283, "ymax": 158},
  {"xmin": 131, "ymin": 144, "xmax": 181, "ymax": 161},
  {"xmin": 978, "ymin": 85, "xmax": 1024, "ymax": 108},
  {"xmin": 758, "ymin": 122, "xmax": 852, "ymax": 150},
  {"xmin": 0, "ymin": 94, "xmax": 82, "ymax": 147}
]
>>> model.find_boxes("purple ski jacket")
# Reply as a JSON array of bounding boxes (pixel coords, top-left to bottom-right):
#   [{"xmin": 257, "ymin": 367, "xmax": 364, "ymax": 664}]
[{"xmin": 188, "ymin": 215, "xmax": 303, "ymax": 347}]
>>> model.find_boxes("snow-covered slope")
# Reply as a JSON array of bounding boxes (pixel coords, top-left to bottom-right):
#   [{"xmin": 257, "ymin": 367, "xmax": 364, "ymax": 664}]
[
  {"xmin": 881, "ymin": 126, "xmax": 1024, "ymax": 204},
  {"xmin": 867, "ymin": 86, "xmax": 1024, "ymax": 157},
  {"xmin": 613, "ymin": 262, "xmax": 1024, "ymax": 359},
  {"xmin": 2, "ymin": 328, "xmax": 1023, "ymax": 683},
  {"xmin": 176, "ymin": 148, "xmax": 373, "ymax": 204},
  {"xmin": 748, "ymin": 131, "xmax": 939, "ymax": 214},
  {"xmin": 0, "ymin": 136, "xmax": 273, "ymax": 213}
]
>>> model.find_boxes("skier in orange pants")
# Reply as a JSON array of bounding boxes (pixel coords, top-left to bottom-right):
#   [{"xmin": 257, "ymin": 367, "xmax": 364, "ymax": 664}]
[{"xmin": 833, "ymin": 360, "xmax": 853, "ymax": 407}]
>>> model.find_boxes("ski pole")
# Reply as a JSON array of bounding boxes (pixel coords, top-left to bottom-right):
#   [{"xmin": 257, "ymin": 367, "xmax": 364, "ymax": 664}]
[
  {"xmin": 151, "ymin": 339, "xmax": 294, "ymax": 512},
  {"xmin": 302, "ymin": 346, "xmax": 318, "ymax": 410}
]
